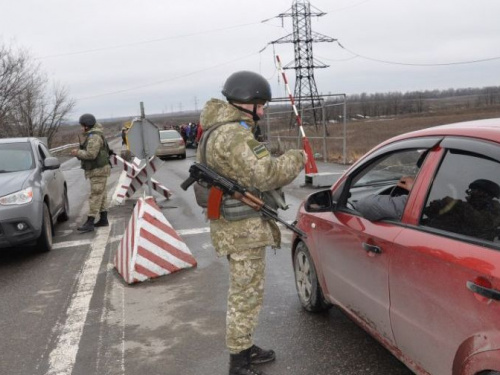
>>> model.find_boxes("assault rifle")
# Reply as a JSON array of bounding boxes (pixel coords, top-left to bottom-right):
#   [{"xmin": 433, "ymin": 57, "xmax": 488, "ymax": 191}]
[{"xmin": 181, "ymin": 163, "xmax": 306, "ymax": 238}]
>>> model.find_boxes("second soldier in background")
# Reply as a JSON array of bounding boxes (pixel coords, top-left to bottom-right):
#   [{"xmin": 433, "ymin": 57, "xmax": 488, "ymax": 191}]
[{"xmin": 71, "ymin": 113, "xmax": 111, "ymax": 233}]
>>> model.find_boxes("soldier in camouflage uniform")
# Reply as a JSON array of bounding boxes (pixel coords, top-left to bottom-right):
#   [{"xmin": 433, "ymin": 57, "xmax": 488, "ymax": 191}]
[
  {"xmin": 71, "ymin": 113, "xmax": 111, "ymax": 233},
  {"xmin": 197, "ymin": 71, "xmax": 306, "ymax": 375}
]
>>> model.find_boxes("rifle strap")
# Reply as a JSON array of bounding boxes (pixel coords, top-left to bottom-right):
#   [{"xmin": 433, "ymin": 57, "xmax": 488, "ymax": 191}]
[
  {"xmin": 199, "ymin": 121, "xmax": 234, "ymax": 165},
  {"xmin": 198, "ymin": 120, "xmax": 272, "ymax": 221},
  {"xmin": 196, "ymin": 121, "xmax": 234, "ymax": 215}
]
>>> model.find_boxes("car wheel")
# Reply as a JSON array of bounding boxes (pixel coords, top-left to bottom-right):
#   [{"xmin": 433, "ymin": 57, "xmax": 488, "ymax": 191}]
[
  {"xmin": 293, "ymin": 241, "xmax": 332, "ymax": 312},
  {"xmin": 57, "ymin": 187, "xmax": 69, "ymax": 222},
  {"xmin": 37, "ymin": 203, "xmax": 53, "ymax": 252},
  {"xmin": 180, "ymin": 153, "xmax": 186, "ymax": 159}
]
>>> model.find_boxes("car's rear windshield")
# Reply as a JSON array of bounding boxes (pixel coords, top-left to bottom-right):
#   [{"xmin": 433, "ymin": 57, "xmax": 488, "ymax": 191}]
[
  {"xmin": 0, "ymin": 142, "xmax": 34, "ymax": 173},
  {"xmin": 160, "ymin": 131, "xmax": 180, "ymax": 140}
]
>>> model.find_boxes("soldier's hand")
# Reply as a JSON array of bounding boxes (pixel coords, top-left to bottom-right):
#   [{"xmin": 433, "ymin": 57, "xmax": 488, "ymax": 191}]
[
  {"xmin": 302, "ymin": 150, "xmax": 308, "ymax": 164},
  {"xmin": 70, "ymin": 149, "xmax": 79, "ymax": 157}
]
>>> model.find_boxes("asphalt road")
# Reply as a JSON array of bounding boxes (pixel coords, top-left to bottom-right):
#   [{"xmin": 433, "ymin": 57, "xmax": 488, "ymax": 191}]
[{"xmin": 0, "ymin": 142, "xmax": 413, "ymax": 375}]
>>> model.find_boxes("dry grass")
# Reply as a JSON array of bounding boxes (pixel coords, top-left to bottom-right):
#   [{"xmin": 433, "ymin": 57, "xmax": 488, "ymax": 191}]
[
  {"xmin": 51, "ymin": 106, "xmax": 500, "ymax": 163},
  {"xmin": 302, "ymin": 105, "xmax": 500, "ymax": 164}
]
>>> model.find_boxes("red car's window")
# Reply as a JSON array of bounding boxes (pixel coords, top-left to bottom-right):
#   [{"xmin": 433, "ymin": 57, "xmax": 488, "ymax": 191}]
[
  {"xmin": 420, "ymin": 149, "xmax": 500, "ymax": 243},
  {"xmin": 349, "ymin": 149, "xmax": 428, "ymax": 221}
]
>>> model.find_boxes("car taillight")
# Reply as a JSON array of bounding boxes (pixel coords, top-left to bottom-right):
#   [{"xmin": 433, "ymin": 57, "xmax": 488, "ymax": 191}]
[{"xmin": 179, "ymin": 140, "xmax": 185, "ymax": 146}]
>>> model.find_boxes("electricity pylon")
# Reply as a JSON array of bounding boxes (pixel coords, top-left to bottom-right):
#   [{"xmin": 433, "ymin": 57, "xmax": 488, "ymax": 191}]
[{"xmin": 271, "ymin": 0, "xmax": 335, "ymax": 126}]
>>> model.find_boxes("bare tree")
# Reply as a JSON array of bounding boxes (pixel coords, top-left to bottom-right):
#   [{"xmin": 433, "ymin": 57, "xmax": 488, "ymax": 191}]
[
  {"xmin": 0, "ymin": 43, "xmax": 75, "ymax": 146},
  {"xmin": 0, "ymin": 45, "xmax": 31, "ymax": 136},
  {"xmin": 11, "ymin": 74, "xmax": 75, "ymax": 145}
]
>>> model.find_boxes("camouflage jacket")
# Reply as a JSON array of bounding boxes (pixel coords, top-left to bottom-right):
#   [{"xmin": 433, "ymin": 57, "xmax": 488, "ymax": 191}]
[
  {"xmin": 197, "ymin": 98, "xmax": 305, "ymax": 257},
  {"xmin": 76, "ymin": 123, "xmax": 111, "ymax": 179}
]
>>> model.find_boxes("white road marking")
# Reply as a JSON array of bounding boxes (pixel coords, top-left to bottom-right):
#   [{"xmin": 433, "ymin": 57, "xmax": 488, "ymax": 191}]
[
  {"xmin": 177, "ymin": 227, "xmax": 211, "ymax": 235},
  {"xmin": 45, "ymin": 221, "xmax": 113, "ymax": 375},
  {"xmin": 52, "ymin": 234, "xmax": 122, "ymax": 250},
  {"xmin": 51, "ymin": 222, "xmax": 293, "ymax": 250},
  {"xmin": 52, "ymin": 239, "xmax": 92, "ymax": 249}
]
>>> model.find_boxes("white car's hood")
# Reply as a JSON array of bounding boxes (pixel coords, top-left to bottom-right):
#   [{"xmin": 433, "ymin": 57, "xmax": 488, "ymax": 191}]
[{"xmin": 0, "ymin": 170, "xmax": 32, "ymax": 197}]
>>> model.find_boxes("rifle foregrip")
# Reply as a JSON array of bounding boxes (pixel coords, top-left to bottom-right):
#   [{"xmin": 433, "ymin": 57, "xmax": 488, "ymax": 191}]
[{"xmin": 180, "ymin": 176, "xmax": 196, "ymax": 191}]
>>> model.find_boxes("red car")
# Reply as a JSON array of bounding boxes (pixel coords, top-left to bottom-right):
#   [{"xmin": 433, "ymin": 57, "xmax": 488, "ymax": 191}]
[{"xmin": 292, "ymin": 119, "xmax": 500, "ymax": 375}]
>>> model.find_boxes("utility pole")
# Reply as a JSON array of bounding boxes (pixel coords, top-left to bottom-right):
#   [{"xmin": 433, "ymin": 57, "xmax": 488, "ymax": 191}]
[{"xmin": 271, "ymin": 0, "xmax": 335, "ymax": 125}]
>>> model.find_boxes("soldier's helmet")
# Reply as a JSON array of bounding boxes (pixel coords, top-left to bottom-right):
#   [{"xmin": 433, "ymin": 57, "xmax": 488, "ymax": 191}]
[
  {"xmin": 469, "ymin": 179, "xmax": 500, "ymax": 198},
  {"xmin": 79, "ymin": 113, "xmax": 97, "ymax": 128},
  {"xmin": 221, "ymin": 71, "xmax": 272, "ymax": 105}
]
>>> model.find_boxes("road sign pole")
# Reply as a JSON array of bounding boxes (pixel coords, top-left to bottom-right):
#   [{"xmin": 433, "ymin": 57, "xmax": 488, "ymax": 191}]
[{"xmin": 140, "ymin": 102, "xmax": 154, "ymax": 197}]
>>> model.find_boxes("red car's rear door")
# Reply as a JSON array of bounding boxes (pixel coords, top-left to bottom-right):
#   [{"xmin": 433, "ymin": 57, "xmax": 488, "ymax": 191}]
[
  {"xmin": 389, "ymin": 139, "xmax": 500, "ymax": 374},
  {"xmin": 389, "ymin": 232, "xmax": 500, "ymax": 375}
]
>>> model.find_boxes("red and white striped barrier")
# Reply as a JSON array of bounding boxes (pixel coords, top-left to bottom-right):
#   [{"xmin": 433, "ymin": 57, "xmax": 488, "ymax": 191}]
[
  {"xmin": 114, "ymin": 197, "xmax": 197, "ymax": 284},
  {"xmin": 110, "ymin": 154, "xmax": 142, "ymax": 178},
  {"xmin": 111, "ymin": 155, "xmax": 172, "ymax": 204}
]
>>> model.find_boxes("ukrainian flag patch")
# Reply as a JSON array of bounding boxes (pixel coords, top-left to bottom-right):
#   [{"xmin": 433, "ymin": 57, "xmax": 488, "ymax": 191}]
[{"xmin": 247, "ymin": 139, "xmax": 269, "ymax": 159}]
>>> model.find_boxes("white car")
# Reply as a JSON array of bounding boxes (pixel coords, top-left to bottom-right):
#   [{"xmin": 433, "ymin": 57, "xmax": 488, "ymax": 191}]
[
  {"xmin": 156, "ymin": 130, "xmax": 186, "ymax": 159},
  {"xmin": 0, "ymin": 138, "xmax": 69, "ymax": 252}
]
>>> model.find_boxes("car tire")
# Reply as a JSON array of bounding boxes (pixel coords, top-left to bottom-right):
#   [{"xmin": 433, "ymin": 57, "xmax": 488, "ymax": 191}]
[
  {"xmin": 180, "ymin": 153, "xmax": 186, "ymax": 159},
  {"xmin": 293, "ymin": 241, "xmax": 332, "ymax": 312},
  {"xmin": 57, "ymin": 187, "xmax": 69, "ymax": 222},
  {"xmin": 37, "ymin": 203, "xmax": 53, "ymax": 252}
]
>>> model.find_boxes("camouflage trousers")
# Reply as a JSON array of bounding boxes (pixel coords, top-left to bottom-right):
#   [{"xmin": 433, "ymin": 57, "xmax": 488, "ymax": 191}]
[
  {"xmin": 226, "ymin": 247, "xmax": 266, "ymax": 354},
  {"xmin": 88, "ymin": 176, "xmax": 108, "ymax": 217}
]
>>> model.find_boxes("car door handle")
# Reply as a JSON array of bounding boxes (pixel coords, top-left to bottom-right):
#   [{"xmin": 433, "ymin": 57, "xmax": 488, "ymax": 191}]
[
  {"xmin": 362, "ymin": 242, "xmax": 382, "ymax": 254},
  {"xmin": 466, "ymin": 281, "xmax": 500, "ymax": 301}
]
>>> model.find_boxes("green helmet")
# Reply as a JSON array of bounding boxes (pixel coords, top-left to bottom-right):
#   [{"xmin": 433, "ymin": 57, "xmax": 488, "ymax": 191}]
[
  {"xmin": 79, "ymin": 113, "xmax": 96, "ymax": 128},
  {"xmin": 221, "ymin": 71, "xmax": 272, "ymax": 104}
]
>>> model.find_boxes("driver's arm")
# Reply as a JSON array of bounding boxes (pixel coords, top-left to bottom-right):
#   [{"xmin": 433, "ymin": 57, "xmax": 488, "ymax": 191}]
[
  {"xmin": 354, "ymin": 195, "xmax": 408, "ymax": 221},
  {"xmin": 354, "ymin": 175, "xmax": 415, "ymax": 221}
]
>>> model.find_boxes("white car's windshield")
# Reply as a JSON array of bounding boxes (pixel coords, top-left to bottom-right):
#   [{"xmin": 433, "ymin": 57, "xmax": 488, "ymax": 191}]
[{"xmin": 0, "ymin": 143, "xmax": 34, "ymax": 172}]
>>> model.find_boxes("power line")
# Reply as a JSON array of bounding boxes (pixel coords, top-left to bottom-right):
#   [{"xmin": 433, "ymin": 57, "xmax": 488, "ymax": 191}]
[
  {"xmin": 38, "ymin": 2, "xmax": 375, "ymax": 61},
  {"xmin": 334, "ymin": 40, "xmax": 500, "ymax": 66},
  {"xmin": 36, "ymin": 22, "xmax": 261, "ymax": 60},
  {"xmin": 77, "ymin": 51, "xmax": 259, "ymax": 100},
  {"xmin": 325, "ymin": 0, "xmax": 374, "ymax": 13}
]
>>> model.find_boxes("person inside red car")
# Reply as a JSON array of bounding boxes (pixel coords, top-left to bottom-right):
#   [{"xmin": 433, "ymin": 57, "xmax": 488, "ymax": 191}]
[
  {"xmin": 355, "ymin": 175, "xmax": 415, "ymax": 221},
  {"xmin": 423, "ymin": 179, "xmax": 500, "ymax": 240}
]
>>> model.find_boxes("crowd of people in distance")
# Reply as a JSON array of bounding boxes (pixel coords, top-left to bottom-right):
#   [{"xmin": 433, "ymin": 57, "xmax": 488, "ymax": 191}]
[{"xmin": 169, "ymin": 122, "xmax": 202, "ymax": 147}]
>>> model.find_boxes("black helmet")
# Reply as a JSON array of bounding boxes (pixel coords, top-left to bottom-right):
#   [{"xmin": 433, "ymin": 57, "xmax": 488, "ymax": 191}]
[
  {"xmin": 221, "ymin": 71, "xmax": 272, "ymax": 104},
  {"xmin": 469, "ymin": 179, "xmax": 500, "ymax": 198},
  {"xmin": 79, "ymin": 113, "xmax": 96, "ymax": 128}
]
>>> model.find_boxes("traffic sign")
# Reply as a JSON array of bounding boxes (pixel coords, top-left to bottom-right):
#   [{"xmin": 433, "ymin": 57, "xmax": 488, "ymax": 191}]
[{"xmin": 126, "ymin": 118, "xmax": 160, "ymax": 160}]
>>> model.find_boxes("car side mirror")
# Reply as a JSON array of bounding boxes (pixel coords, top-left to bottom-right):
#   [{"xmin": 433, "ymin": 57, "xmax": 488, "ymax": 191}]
[
  {"xmin": 304, "ymin": 189, "xmax": 335, "ymax": 212},
  {"xmin": 44, "ymin": 157, "xmax": 60, "ymax": 170}
]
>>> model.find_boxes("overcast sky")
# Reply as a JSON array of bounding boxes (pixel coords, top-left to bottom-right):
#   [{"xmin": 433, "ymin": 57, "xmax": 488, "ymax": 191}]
[{"xmin": 2, "ymin": 0, "xmax": 500, "ymax": 121}]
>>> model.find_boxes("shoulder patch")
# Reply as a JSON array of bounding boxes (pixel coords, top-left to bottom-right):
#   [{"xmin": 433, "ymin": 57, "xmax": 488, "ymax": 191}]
[{"xmin": 247, "ymin": 139, "xmax": 269, "ymax": 159}]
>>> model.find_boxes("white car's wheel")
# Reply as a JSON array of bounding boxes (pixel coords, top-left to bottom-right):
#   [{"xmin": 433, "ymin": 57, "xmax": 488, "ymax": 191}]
[
  {"xmin": 57, "ymin": 187, "xmax": 69, "ymax": 222},
  {"xmin": 37, "ymin": 203, "xmax": 53, "ymax": 252}
]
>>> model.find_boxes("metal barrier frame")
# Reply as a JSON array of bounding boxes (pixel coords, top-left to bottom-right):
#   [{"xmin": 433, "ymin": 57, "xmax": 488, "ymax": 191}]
[{"xmin": 263, "ymin": 94, "xmax": 348, "ymax": 164}]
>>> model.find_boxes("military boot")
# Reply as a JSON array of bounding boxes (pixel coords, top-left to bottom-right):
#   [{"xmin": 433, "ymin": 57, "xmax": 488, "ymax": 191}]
[
  {"xmin": 77, "ymin": 216, "xmax": 95, "ymax": 232},
  {"xmin": 229, "ymin": 348, "xmax": 265, "ymax": 375},
  {"xmin": 94, "ymin": 211, "xmax": 109, "ymax": 227},
  {"xmin": 249, "ymin": 345, "xmax": 276, "ymax": 365}
]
